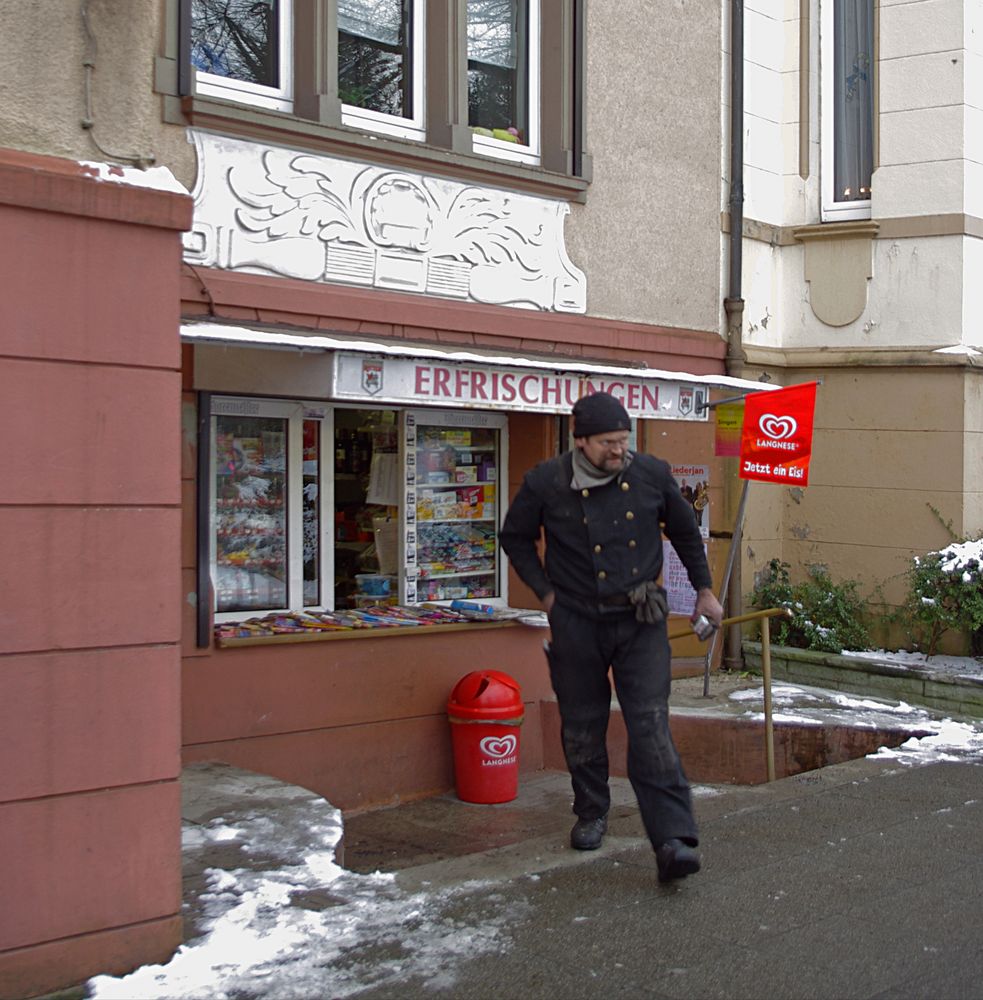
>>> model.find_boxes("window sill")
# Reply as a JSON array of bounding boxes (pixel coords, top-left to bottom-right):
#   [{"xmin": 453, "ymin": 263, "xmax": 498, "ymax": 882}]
[
  {"xmin": 214, "ymin": 618, "xmax": 518, "ymax": 647},
  {"xmin": 792, "ymin": 220, "xmax": 880, "ymax": 244},
  {"xmin": 168, "ymin": 95, "xmax": 589, "ymax": 202}
]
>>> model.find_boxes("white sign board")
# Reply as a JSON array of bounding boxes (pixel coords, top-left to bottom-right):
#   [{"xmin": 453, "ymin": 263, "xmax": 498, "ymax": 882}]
[{"xmin": 332, "ymin": 353, "xmax": 709, "ymax": 421}]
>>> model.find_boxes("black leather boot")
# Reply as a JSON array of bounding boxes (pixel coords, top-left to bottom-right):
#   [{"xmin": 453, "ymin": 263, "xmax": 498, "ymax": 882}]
[
  {"xmin": 656, "ymin": 839, "xmax": 701, "ymax": 882},
  {"xmin": 570, "ymin": 816, "xmax": 607, "ymax": 850}
]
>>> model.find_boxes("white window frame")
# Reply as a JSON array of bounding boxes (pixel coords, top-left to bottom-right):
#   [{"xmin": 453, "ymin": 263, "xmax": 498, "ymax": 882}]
[
  {"xmin": 340, "ymin": 0, "xmax": 427, "ymax": 142},
  {"xmin": 820, "ymin": 0, "xmax": 873, "ymax": 222},
  {"xmin": 193, "ymin": 0, "xmax": 295, "ymax": 113},
  {"xmin": 210, "ymin": 396, "xmax": 332, "ymax": 621},
  {"xmin": 469, "ymin": 0, "xmax": 541, "ymax": 166}
]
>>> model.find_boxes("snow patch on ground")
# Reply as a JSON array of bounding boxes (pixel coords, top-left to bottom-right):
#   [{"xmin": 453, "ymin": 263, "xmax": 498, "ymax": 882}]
[
  {"xmin": 90, "ymin": 811, "xmax": 528, "ymax": 1000},
  {"xmin": 728, "ymin": 678, "xmax": 983, "ymax": 767},
  {"xmin": 843, "ymin": 647, "xmax": 983, "ymax": 679}
]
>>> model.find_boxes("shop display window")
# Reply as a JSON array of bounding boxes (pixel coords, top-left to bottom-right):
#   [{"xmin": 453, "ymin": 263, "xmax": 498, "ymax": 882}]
[
  {"xmin": 333, "ymin": 408, "xmax": 400, "ymax": 609},
  {"xmin": 209, "ymin": 398, "xmax": 508, "ymax": 621},
  {"xmin": 211, "ymin": 397, "xmax": 331, "ymax": 618},
  {"xmin": 403, "ymin": 409, "xmax": 508, "ymax": 604}
]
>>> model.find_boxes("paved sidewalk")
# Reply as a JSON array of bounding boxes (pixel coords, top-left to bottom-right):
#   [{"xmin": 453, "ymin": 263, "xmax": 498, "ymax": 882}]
[
  {"xmin": 360, "ymin": 758, "xmax": 983, "ymax": 999},
  {"xmin": 82, "ymin": 681, "xmax": 983, "ymax": 1000}
]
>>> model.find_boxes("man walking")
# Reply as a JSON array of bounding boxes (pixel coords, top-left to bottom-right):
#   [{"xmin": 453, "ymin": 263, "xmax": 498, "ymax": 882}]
[{"xmin": 500, "ymin": 392, "xmax": 723, "ymax": 882}]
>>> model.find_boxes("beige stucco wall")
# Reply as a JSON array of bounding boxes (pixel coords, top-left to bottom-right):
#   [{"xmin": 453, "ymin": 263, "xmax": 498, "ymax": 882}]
[
  {"xmin": 564, "ymin": 0, "xmax": 725, "ymax": 332},
  {"xmin": 743, "ymin": 364, "xmax": 983, "ymax": 641},
  {"xmin": 742, "ymin": 232, "xmax": 969, "ymax": 353},
  {"xmin": 0, "ymin": 2, "xmax": 185, "ymax": 174}
]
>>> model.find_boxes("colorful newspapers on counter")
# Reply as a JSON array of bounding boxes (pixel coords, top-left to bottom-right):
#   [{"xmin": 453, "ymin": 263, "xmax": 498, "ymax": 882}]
[{"xmin": 214, "ymin": 604, "xmax": 545, "ymax": 639}]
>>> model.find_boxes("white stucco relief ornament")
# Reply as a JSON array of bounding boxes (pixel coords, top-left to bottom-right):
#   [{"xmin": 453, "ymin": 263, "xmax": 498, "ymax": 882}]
[{"xmin": 184, "ymin": 131, "xmax": 586, "ymax": 313}]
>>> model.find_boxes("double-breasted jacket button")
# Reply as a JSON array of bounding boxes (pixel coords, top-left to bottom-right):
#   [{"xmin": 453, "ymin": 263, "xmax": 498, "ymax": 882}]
[
  {"xmin": 583, "ymin": 517, "xmax": 588, "ymax": 525},
  {"xmin": 597, "ymin": 570, "xmax": 607, "ymax": 580},
  {"xmin": 626, "ymin": 511, "xmax": 635, "ymax": 520},
  {"xmin": 631, "ymin": 567, "xmax": 639, "ymax": 575},
  {"xmin": 594, "ymin": 544, "xmax": 602, "ymax": 554},
  {"xmin": 581, "ymin": 488, "xmax": 590, "ymax": 497},
  {"xmin": 628, "ymin": 539, "xmax": 637, "ymax": 549},
  {"xmin": 621, "ymin": 482, "xmax": 630, "ymax": 491}
]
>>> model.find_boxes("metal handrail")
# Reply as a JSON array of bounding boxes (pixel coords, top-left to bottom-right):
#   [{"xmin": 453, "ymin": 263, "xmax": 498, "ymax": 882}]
[{"xmin": 669, "ymin": 607, "xmax": 793, "ymax": 782}]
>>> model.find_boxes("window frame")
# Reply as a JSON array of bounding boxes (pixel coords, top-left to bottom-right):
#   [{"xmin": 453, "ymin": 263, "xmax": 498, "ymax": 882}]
[
  {"xmin": 468, "ymin": 0, "xmax": 541, "ymax": 166},
  {"xmin": 209, "ymin": 395, "xmax": 333, "ymax": 622},
  {"xmin": 820, "ymin": 0, "xmax": 875, "ymax": 222},
  {"xmin": 339, "ymin": 0, "xmax": 427, "ymax": 141},
  {"xmin": 163, "ymin": 0, "xmax": 589, "ymax": 200},
  {"xmin": 192, "ymin": 0, "xmax": 295, "ymax": 113}
]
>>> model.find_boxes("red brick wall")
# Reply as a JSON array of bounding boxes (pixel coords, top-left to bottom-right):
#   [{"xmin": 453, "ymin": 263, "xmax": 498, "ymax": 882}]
[{"xmin": 0, "ymin": 150, "xmax": 191, "ymax": 999}]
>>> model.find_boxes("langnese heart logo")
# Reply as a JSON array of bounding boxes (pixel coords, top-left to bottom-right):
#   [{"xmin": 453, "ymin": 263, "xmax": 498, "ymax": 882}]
[
  {"xmin": 480, "ymin": 735, "xmax": 517, "ymax": 758},
  {"xmin": 758, "ymin": 414, "xmax": 797, "ymax": 440}
]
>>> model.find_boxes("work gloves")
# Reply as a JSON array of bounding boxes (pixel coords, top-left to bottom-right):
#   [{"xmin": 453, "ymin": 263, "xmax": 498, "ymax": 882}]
[{"xmin": 628, "ymin": 581, "xmax": 669, "ymax": 625}]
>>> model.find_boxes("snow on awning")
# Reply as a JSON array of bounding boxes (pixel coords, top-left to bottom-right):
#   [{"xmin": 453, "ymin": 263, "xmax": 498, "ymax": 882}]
[{"xmin": 181, "ymin": 320, "xmax": 776, "ymax": 422}]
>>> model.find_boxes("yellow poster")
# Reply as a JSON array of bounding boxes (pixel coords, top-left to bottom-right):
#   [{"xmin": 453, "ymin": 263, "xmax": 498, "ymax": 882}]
[{"xmin": 715, "ymin": 402, "xmax": 743, "ymax": 457}]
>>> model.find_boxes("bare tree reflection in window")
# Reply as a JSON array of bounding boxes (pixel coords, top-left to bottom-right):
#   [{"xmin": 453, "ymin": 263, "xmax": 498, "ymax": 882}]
[
  {"xmin": 467, "ymin": 0, "xmax": 528, "ymax": 140},
  {"xmin": 338, "ymin": 0, "xmax": 412, "ymax": 117},
  {"xmin": 191, "ymin": 0, "xmax": 279, "ymax": 89}
]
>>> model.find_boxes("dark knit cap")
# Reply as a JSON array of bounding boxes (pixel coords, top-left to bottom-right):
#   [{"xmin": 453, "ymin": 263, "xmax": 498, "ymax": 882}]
[{"xmin": 572, "ymin": 391, "xmax": 631, "ymax": 438}]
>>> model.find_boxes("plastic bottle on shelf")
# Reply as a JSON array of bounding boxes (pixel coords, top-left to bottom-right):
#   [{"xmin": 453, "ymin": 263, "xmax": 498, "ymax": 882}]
[{"xmin": 335, "ymin": 430, "xmax": 348, "ymax": 473}]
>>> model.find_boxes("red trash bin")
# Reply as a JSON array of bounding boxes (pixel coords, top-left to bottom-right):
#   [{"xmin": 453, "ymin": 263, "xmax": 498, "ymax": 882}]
[{"xmin": 447, "ymin": 670, "xmax": 524, "ymax": 804}]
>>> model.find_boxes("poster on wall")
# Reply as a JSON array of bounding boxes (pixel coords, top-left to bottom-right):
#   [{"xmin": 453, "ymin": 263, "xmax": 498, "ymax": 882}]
[
  {"xmin": 714, "ymin": 402, "xmax": 743, "ymax": 457},
  {"xmin": 672, "ymin": 464, "xmax": 710, "ymax": 539},
  {"xmin": 662, "ymin": 541, "xmax": 705, "ymax": 617}
]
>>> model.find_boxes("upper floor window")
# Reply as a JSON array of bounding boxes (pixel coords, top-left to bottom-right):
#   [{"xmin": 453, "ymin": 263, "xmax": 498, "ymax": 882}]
[
  {"xmin": 822, "ymin": 0, "xmax": 874, "ymax": 221},
  {"xmin": 338, "ymin": 0, "xmax": 425, "ymax": 140},
  {"xmin": 191, "ymin": 0, "xmax": 294, "ymax": 112},
  {"xmin": 170, "ymin": 0, "xmax": 586, "ymax": 194},
  {"xmin": 467, "ymin": 0, "xmax": 540, "ymax": 165}
]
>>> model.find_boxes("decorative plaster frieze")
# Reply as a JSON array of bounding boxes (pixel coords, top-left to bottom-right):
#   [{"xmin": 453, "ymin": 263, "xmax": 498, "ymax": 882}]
[{"xmin": 184, "ymin": 131, "xmax": 586, "ymax": 313}]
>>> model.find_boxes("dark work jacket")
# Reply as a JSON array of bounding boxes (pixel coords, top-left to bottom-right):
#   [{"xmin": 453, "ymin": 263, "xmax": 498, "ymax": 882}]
[{"xmin": 500, "ymin": 451, "xmax": 713, "ymax": 618}]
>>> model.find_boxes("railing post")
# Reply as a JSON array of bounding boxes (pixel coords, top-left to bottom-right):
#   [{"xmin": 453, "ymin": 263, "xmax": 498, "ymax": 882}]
[
  {"xmin": 669, "ymin": 605, "xmax": 790, "ymax": 782},
  {"xmin": 762, "ymin": 615, "xmax": 775, "ymax": 782}
]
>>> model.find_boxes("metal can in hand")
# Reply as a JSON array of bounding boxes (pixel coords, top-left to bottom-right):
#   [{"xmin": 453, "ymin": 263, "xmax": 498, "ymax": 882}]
[{"xmin": 692, "ymin": 614, "xmax": 716, "ymax": 640}]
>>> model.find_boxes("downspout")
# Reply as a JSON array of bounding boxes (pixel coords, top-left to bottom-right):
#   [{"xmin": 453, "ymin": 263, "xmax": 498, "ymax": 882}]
[{"xmin": 723, "ymin": 0, "xmax": 746, "ymax": 670}]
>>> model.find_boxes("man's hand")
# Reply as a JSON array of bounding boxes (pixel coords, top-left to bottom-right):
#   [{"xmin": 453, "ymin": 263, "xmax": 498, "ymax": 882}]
[
  {"xmin": 542, "ymin": 591, "xmax": 556, "ymax": 613},
  {"xmin": 692, "ymin": 588, "xmax": 723, "ymax": 627}
]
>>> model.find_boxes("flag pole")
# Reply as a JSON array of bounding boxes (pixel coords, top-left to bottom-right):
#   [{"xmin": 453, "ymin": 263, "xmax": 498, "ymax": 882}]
[{"xmin": 703, "ymin": 477, "xmax": 750, "ymax": 696}]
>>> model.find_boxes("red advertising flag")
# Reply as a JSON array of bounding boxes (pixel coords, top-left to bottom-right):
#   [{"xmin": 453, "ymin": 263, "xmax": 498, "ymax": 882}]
[{"xmin": 740, "ymin": 382, "xmax": 818, "ymax": 486}]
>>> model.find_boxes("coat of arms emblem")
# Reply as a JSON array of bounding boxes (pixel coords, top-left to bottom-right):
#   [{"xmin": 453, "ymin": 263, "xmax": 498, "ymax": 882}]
[{"xmin": 361, "ymin": 361, "xmax": 383, "ymax": 395}]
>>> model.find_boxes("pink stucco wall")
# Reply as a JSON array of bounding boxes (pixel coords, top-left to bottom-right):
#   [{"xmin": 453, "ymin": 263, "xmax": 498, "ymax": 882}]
[{"xmin": 0, "ymin": 149, "xmax": 191, "ymax": 999}]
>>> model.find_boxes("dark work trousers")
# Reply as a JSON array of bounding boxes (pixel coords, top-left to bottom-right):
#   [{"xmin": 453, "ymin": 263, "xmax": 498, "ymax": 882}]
[{"xmin": 545, "ymin": 601, "xmax": 698, "ymax": 849}]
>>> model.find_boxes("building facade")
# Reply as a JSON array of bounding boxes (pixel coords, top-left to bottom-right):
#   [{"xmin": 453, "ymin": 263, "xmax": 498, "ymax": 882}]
[
  {"xmin": 0, "ymin": 1, "xmax": 756, "ymax": 994},
  {"xmin": 736, "ymin": 0, "xmax": 982, "ymax": 636},
  {"xmin": 5, "ymin": 0, "xmax": 976, "ymax": 995}
]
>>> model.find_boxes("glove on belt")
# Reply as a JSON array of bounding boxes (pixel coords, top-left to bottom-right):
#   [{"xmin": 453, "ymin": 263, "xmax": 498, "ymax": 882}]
[{"xmin": 627, "ymin": 581, "xmax": 669, "ymax": 625}]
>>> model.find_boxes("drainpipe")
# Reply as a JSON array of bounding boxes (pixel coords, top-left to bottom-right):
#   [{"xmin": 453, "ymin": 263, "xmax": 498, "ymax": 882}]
[{"xmin": 724, "ymin": 0, "xmax": 746, "ymax": 671}]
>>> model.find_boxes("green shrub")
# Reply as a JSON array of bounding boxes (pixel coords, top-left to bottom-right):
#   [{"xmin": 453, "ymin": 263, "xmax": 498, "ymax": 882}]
[
  {"xmin": 748, "ymin": 559, "xmax": 872, "ymax": 654},
  {"xmin": 892, "ymin": 539, "xmax": 983, "ymax": 656}
]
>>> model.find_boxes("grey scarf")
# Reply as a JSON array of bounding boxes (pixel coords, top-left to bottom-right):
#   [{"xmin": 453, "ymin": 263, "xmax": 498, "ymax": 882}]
[{"xmin": 570, "ymin": 447, "xmax": 633, "ymax": 491}]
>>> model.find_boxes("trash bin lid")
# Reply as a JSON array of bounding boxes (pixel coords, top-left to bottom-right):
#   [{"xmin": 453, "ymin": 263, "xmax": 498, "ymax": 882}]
[{"xmin": 447, "ymin": 669, "xmax": 524, "ymax": 720}]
